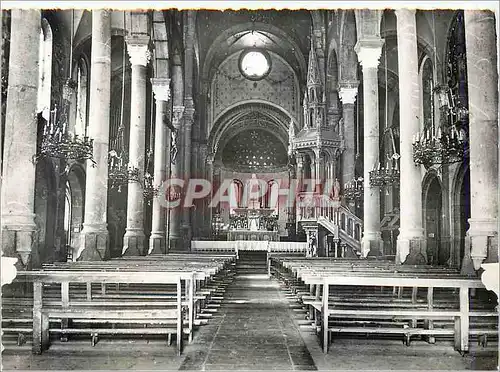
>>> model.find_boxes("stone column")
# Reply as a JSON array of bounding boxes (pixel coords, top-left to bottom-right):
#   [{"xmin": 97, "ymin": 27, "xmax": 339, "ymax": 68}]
[
  {"xmin": 395, "ymin": 9, "xmax": 426, "ymax": 264},
  {"xmin": 78, "ymin": 10, "xmax": 111, "ymax": 260},
  {"xmin": 338, "ymin": 80, "xmax": 359, "ymax": 188},
  {"xmin": 206, "ymin": 153, "xmax": 215, "ymax": 237},
  {"xmin": 1, "ymin": 9, "xmax": 40, "ymax": 267},
  {"xmin": 148, "ymin": 78, "xmax": 171, "ymax": 255},
  {"xmin": 355, "ymin": 38, "xmax": 384, "ymax": 258},
  {"xmin": 310, "ymin": 159, "xmax": 316, "ymax": 193},
  {"xmin": 122, "ymin": 35, "xmax": 150, "ymax": 256},
  {"xmin": 464, "ymin": 10, "xmax": 498, "ymax": 269},
  {"xmin": 181, "ymin": 105, "xmax": 194, "ymax": 247},
  {"xmin": 168, "ymin": 106, "xmax": 185, "ymax": 250},
  {"xmin": 296, "ymin": 155, "xmax": 304, "ymax": 192}
]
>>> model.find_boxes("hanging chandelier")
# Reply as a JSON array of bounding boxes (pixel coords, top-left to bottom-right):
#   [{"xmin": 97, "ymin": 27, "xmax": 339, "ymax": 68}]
[
  {"xmin": 108, "ymin": 125, "xmax": 139, "ymax": 193},
  {"xmin": 412, "ymin": 11, "xmax": 469, "ymax": 169},
  {"xmin": 412, "ymin": 125, "xmax": 467, "ymax": 168},
  {"xmin": 371, "ymin": 30, "xmax": 400, "ymax": 189},
  {"xmin": 108, "ymin": 22, "xmax": 139, "ymax": 193},
  {"xmin": 39, "ymin": 81, "xmax": 95, "ymax": 164},
  {"xmin": 344, "ymin": 177, "xmax": 364, "ymax": 202},
  {"xmin": 37, "ymin": 11, "xmax": 94, "ymax": 165},
  {"xmin": 369, "ymin": 156, "xmax": 400, "ymax": 187}
]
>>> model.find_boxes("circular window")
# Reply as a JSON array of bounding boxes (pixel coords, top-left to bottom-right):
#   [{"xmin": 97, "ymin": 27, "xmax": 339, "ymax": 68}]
[{"xmin": 239, "ymin": 49, "xmax": 271, "ymax": 80}]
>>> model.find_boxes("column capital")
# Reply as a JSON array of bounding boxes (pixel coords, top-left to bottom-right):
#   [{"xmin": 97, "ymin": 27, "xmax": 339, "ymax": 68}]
[
  {"xmin": 184, "ymin": 107, "xmax": 195, "ymax": 126},
  {"xmin": 354, "ymin": 38, "xmax": 384, "ymax": 69},
  {"xmin": 172, "ymin": 105, "xmax": 185, "ymax": 124},
  {"xmin": 206, "ymin": 152, "xmax": 215, "ymax": 165},
  {"xmin": 126, "ymin": 35, "xmax": 151, "ymax": 66},
  {"xmin": 151, "ymin": 77, "xmax": 171, "ymax": 102},
  {"xmin": 338, "ymin": 81, "xmax": 359, "ymax": 104}
]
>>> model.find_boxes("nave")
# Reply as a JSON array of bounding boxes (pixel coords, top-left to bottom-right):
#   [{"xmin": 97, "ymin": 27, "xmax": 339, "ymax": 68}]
[{"xmin": 1, "ymin": 251, "xmax": 497, "ymax": 371}]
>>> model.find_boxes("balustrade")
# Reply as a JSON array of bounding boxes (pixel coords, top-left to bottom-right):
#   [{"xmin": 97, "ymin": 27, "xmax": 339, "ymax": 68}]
[{"xmin": 296, "ymin": 192, "xmax": 363, "ymax": 249}]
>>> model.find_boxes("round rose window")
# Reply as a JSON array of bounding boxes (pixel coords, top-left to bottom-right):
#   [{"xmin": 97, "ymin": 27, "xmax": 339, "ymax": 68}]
[{"xmin": 239, "ymin": 49, "xmax": 271, "ymax": 80}]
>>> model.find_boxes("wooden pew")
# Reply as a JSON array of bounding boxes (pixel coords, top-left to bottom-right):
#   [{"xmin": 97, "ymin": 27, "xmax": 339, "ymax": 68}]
[
  {"xmin": 15, "ymin": 270, "xmax": 188, "ymax": 356},
  {"xmin": 39, "ymin": 256, "xmax": 235, "ymax": 341},
  {"xmin": 271, "ymin": 257, "xmax": 497, "ymax": 354},
  {"xmin": 3, "ymin": 254, "xmax": 236, "ymax": 349}
]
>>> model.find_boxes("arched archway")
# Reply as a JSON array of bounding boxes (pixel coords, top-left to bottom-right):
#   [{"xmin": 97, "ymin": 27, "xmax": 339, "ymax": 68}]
[
  {"xmin": 64, "ymin": 164, "xmax": 86, "ymax": 261},
  {"xmin": 423, "ymin": 174, "xmax": 444, "ymax": 265},
  {"xmin": 451, "ymin": 164, "xmax": 470, "ymax": 268},
  {"xmin": 34, "ymin": 159, "xmax": 57, "ymax": 267}
]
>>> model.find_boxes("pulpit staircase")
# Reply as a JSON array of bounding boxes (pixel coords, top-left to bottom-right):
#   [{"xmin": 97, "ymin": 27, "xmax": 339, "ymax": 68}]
[{"xmin": 297, "ymin": 192, "xmax": 363, "ymax": 257}]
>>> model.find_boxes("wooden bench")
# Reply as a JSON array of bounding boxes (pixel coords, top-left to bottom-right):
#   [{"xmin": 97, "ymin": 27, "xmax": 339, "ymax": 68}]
[
  {"xmin": 2, "ymin": 254, "xmax": 237, "ymax": 348},
  {"xmin": 14, "ymin": 270, "xmax": 190, "ymax": 355},
  {"xmin": 38, "ymin": 256, "xmax": 236, "ymax": 340},
  {"xmin": 271, "ymin": 256, "xmax": 497, "ymax": 354}
]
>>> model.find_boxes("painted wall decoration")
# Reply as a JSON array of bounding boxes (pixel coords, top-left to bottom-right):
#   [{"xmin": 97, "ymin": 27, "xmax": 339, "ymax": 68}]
[{"xmin": 211, "ymin": 51, "xmax": 298, "ymax": 122}]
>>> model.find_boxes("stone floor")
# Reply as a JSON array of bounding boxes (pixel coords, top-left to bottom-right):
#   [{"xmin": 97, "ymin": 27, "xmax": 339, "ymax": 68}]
[
  {"xmin": 179, "ymin": 273, "xmax": 316, "ymax": 371},
  {"xmin": 1, "ymin": 269, "xmax": 498, "ymax": 371}
]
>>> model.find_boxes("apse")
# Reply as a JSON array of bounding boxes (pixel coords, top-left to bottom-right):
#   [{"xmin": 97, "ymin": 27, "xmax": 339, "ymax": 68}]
[{"xmin": 221, "ymin": 128, "xmax": 288, "ymax": 173}]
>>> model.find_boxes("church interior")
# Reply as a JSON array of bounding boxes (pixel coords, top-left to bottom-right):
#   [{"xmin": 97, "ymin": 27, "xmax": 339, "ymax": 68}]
[{"xmin": 0, "ymin": 5, "xmax": 499, "ymax": 371}]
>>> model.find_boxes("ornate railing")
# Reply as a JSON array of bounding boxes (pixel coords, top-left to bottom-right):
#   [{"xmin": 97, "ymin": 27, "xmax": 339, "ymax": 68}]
[{"xmin": 296, "ymin": 192, "xmax": 363, "ymax": 254}]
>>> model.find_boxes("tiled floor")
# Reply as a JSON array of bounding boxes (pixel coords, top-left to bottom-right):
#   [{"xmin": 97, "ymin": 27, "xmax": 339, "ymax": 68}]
[{"xmin": 179, "ymin": 273, "xmax": 317, "ymax": 371}]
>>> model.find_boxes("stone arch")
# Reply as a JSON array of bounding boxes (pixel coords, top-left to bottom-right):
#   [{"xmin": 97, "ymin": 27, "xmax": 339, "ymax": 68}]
[
  {"xmin": 208, "ymin": 49, "xmax": 300, "ymax": 131},
  {"xmin": 202, "ymin": 22, "xmax": 307, "ymax": 85},
  {"xmin": 422, "ymin": 170, "xmax": 445, "ymax": 264},
  {"xmin": 65, "ymin": 163, "xmax": 86, "ymax": 261},
  {"xmin": 33, "ymin": 159, "xmax": 58, "ymax": 267},
  {"xmin": 450, "ymin": 162, "xmax": 470, "ymax": 268},
  {"xmin": 209, "ymin": 101, "xmax": 292, "ymax": 157},
  {"xmin": 339, "ymin": 10, "xmax": 357, "ymax": 82}
]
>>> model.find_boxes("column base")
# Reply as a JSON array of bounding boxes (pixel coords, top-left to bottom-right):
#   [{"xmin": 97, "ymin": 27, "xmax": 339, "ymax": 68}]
[
  {"xmin": 396, "ymin": 235, "xmax": 426, "ymax": 265},
  {"xmin": 77, "ymin": 224, "xmax": 110, "ymax": 261},
  {"xmin": 1, "ymin": 218, "xmax": 37, "ymax": 268},
  {"xmin": 461, "ymin": 236, "xmax": 477, "ymax": 276},
  {"xmin": 467, "ymin": 218, "xmax": 498, "ymax": 270},
  {"xmin": 361, "ymin": 232, "xmax": 383, "ymax": 258},
  {"xmin": 148, "ymin": 232, "xmax": 166, "ymax": 255},
  {"xmin": 168, "ymin": 235, "xmax": 183, "ymax": 251},
  {"xmin": 122, "ymin": 229, "xmax": 146, "ymax": 256}
]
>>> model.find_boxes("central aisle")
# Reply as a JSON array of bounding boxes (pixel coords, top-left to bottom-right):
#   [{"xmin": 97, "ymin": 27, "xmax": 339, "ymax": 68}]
[{"xmin": 179, "ymin": 270, "xmax": 317, "ymax": 371}]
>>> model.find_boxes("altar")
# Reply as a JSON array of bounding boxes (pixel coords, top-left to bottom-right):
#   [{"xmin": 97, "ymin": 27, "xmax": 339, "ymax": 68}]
[
  {"xmin": 228, "ymin": 205, "xmax": 279, "ymax": 241},
  {"xmin": 228, "ymin": 229, "xmax": 279, "ymax": 241}
]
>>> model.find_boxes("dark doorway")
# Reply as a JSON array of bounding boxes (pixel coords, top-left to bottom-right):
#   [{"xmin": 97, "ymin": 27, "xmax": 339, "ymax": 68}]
[{"xmin": 425, "ymin": 177, "xmax": 443, "ymax": 265}]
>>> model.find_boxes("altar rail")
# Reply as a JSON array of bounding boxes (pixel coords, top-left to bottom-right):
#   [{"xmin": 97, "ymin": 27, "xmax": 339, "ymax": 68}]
[{"xmin": 191, "ymin": 241, "xmax": 308, "ymax": 259}]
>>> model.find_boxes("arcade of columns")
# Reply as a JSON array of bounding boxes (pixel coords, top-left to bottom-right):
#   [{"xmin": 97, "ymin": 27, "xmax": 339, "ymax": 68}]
[{"xmin": 1, "ymin": 10, "xmax": 498, "ymax": 273}]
